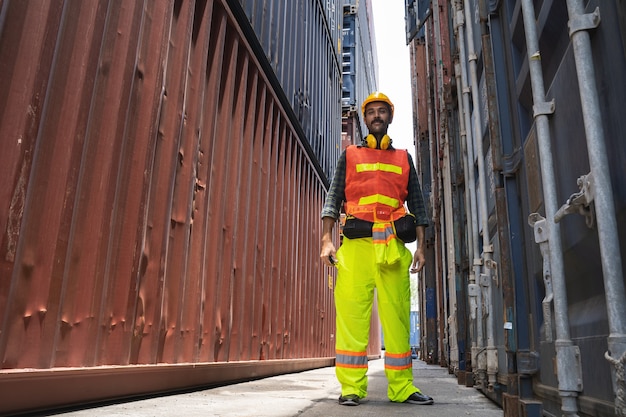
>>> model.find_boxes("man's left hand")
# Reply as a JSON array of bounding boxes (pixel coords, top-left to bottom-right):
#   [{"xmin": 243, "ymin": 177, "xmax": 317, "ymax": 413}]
[{"xmin": 410, "ymin": 246, "xmax": 425, "ymax": 273}]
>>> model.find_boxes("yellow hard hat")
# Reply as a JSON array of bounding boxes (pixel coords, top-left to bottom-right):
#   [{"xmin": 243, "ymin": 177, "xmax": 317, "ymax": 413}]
[{"xmin": 361, "ymin": 91, "xmax": 394, "ymax": 116}]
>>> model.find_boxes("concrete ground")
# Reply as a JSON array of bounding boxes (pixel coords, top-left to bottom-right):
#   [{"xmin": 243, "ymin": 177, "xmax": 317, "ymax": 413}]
[{"xmin": 45, "ymin": 358, "xmax": 503, "ymax": 417}]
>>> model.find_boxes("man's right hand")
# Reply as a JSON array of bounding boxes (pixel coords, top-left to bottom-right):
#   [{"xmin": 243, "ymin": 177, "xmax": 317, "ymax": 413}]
[
  {"xmin": 320, "ymin": 240, "xmax": 337, "ymax": 267},
  {"xmin": 320, "ymin": 216, "xmax": 337, "ymax": 267}
]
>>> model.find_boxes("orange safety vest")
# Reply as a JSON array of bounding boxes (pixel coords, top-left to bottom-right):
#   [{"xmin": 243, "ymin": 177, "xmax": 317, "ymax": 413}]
[{"xmin": 344, "ymin": 145, "xmax": 409, "ymax": 222}]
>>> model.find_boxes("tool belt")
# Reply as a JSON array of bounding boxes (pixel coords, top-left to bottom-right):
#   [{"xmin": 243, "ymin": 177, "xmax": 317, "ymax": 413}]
[{"xmin": 342, "ymin": 213, "xmax": 417, "ymax": 243}]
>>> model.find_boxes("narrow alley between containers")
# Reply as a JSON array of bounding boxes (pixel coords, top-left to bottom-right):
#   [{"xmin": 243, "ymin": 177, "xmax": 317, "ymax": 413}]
[{"xmin": 2, "ymin": 1, "xmax": 626, "ymax": 417}]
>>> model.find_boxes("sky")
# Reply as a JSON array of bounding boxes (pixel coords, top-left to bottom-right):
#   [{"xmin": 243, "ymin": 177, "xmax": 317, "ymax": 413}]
[{"xmin": 370, "ymin": 0, "xmax": 415, "ymax": 159}]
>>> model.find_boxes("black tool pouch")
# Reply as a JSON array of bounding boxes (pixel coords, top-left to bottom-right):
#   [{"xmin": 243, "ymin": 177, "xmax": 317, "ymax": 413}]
[
  {"xmin": 394, "ymin": 213, "xmax": 417, "ymax": 243},
  {"xmin": 342, "ymin": 216, "xmax": 373, "ymax": 239}
]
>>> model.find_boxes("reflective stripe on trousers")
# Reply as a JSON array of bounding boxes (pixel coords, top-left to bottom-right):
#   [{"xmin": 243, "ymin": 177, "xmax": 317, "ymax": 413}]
[
  {"xmin": 336, "ymin": 349, "xmax": 368, "ymax": 368},
  {"xmin": 384, "ymin": 351, "xmax": 413, "ymax": 370},
  {"xmin": 334, "ymin": 236, "xmax": 420, "ymax": 402}
]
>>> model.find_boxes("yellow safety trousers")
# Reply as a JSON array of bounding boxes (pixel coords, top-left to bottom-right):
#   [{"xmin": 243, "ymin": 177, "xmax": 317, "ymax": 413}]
[{"xmin": 334, "ymin": 236, "xmax": 420, "ymax": 402}]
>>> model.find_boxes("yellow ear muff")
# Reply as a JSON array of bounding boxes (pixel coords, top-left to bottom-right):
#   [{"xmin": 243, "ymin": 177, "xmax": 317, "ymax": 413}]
[
  {"xmin": 380, "ymin": 134, "xmax": 391, "ymax": 149},
  {"xmin": 366, "ymin": 134, "xmax": 377, "ymax": 149},
  {"xmin": 365, "ymin": 134, "xmax": 391, "ymax": 149}
]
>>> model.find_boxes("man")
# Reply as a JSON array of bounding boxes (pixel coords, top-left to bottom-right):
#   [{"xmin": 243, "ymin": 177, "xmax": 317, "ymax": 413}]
[{"xmin": 320, "ymin": 92, "xmax": 433, "ymax": 407}]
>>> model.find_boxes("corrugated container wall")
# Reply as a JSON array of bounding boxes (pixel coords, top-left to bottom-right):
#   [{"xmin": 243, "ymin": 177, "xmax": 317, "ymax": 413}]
[
  {"xmin": 239, "ymin": 0, "xmax": 343, "ymax": 179},
  {"xmin": 0, "ymin": 0, "xmax": 341, "ymax": 413},
  {"xmin": 341, "ymin": 0, "xmax": 377, "ymax": 144}
]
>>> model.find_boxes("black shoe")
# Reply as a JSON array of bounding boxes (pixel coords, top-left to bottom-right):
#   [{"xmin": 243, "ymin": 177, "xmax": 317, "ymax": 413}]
[
  {"xmin": 338, "ymin": 394, "xmax": 360, "ymax": 406},
  {"xmin": 404, "ymin": 391, "xmax": 434, "ymax": 405}
]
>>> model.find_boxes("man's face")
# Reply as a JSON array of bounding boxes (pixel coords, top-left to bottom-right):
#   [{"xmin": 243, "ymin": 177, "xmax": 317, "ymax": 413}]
[{"xmin": 364, "ymin": 102, "xmax": 392, "ymax": 135}]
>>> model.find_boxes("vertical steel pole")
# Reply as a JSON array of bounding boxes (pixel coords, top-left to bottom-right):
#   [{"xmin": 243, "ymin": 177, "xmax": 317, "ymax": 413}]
[
  {"xmin": 521, "ymin": 0, "xmax": 582, "ymax": 415},
  {"xmin": 565, "ymin": 2, "xmax": 626, "ymax": 414},
  {"xmin": 453, "ymin": 0, "xmax": 483, "ymax": 385}
]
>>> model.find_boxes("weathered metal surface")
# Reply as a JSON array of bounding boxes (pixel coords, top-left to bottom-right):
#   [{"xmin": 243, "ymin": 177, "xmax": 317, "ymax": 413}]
[
  {"xmin": 237, "ymin": 0, "xmax": 343, "ymax": 181},
  {"xmin": 1, "ymin": 357, "xmax": 334, "ymax": 415},
  {"xmin": 411, "ymin": 39, "xmax": 429, "ymax": 142},
  {"xmin": 407, "ymin": 0, "xmax": 626, "ymax": 415},
  {"xmin": 0, "ymin": 0, "xmax": 343, "ymax": 413}
]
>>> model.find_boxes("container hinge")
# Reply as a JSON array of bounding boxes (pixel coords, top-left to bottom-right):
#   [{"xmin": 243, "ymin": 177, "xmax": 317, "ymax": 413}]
[
  {"xmin": 468, "ymin": 283, "xmax": 479, "ymax": 320},
  {"xmin": 485, "ymin": 259, "xmax": 499, "ymax": 287},
  {"xmin": 555, "ymin": 172, "xmax": 595, "ymax": 228},
  {"xmin": 341, "ymin": 105, "xmax": 357, "ymax": 114},
  {"xmin": 568, "ymin": 7, "xmax": 601, "ymax": 37},
  {"xmin": 528, "ymin": 213, "xmax": 554, "ymax": 342},
  {"xmin": 485, "ymin": 259, "xmax": 497, "ymax": 270},
  {"xmin": 479, "ymin": 273, "xmax": 490, "ymax": 288},
  {"xmin": 555, "ymin": 342, "xmax": 584, "ymax": 392},
  {"xmin": 343, "ymin": 5, "xmax": 357, "ymax": 15},
  {"xmin": 517, "ymin": 350, "xmax": 540, "ymax": 375}
]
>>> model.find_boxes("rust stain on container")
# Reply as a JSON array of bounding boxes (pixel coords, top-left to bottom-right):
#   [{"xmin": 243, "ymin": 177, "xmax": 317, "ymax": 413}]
[{"xmin": 0, "ymin": 0, "xmax": 341, "ymax": 413}]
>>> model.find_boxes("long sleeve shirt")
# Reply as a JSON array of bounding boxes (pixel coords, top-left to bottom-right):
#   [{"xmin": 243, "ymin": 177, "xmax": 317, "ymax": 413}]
[{"xmin": 320, "ymin": 147, "xmax": 429, "ymax": 226}]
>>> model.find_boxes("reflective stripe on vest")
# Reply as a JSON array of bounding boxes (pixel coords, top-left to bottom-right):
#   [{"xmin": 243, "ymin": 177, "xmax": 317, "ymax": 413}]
[
  {"xmin": 384, "ymin": 351, "xmax": 412, "ymax": 371},
  {"xmin": 356, "ymin": 162, "xmax": 403, "ymax": 175},
  {"xmin": 336, "ymin": 349, "xmax": 368, "ymax": 369},
  {"xmin": 358, "ymin": 194, "xmax": 401, "ymax": 208}
]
